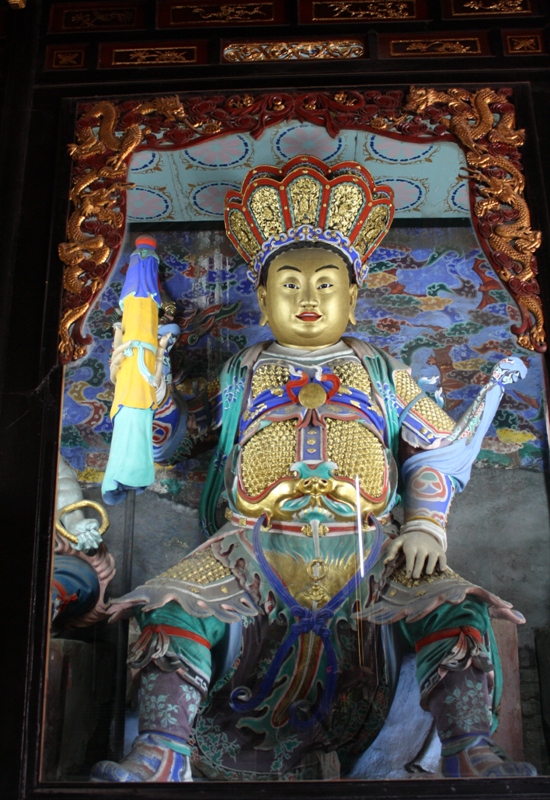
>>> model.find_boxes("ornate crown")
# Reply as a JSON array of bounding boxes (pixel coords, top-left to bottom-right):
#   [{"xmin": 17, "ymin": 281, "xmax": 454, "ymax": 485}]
[{"xmin": 224, "ymin": 155, "xmax": 394, "ymax": 287}]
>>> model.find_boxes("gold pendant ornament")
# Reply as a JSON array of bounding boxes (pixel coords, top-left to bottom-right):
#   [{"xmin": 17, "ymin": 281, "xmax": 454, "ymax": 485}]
[{"xmin": 298, "ymin": 383, "xmax": 327, "ymax": 409}]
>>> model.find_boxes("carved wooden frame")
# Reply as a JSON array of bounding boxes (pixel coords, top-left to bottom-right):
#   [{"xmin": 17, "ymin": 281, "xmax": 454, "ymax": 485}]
[{"xmin": 58, "ymin": 85, "xmax": 546, "ymax": 368}]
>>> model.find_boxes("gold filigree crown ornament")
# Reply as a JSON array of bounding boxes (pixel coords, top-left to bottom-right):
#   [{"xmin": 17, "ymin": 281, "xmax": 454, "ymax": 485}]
[{"xmin": 224, "ymin": 155, "xmax": 394, "ymax": 287}]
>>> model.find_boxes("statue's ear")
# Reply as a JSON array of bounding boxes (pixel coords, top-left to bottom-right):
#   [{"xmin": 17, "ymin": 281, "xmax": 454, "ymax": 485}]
[
  {"xmin": 349, "ymin": 283, "xmax": 358, "ymax": 326},
  {"xmin": 257, "ymin": 287, "xmax": 268, "ymax": 327}
]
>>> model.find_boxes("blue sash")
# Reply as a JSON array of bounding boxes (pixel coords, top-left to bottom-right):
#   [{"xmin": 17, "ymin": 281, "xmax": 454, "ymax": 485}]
[{"xmin": 230, "ymin": 514, "xmax": 384, "ymax": 729}]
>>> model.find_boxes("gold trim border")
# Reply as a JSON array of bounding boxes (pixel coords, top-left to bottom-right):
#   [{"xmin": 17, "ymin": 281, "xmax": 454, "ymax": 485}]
[
  {"xmin": 389, "ymin": 37, "xmax": 482, "ymax": 57},
  {"xmin": 450, "ymin": 0, "xmax": 531, "ymax": 16}
]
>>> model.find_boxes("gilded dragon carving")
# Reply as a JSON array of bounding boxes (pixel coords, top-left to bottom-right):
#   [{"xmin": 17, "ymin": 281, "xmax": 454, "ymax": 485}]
[
  {"xmin": 59, "ymin": 87, "xmax": 545, "ymax": 362},
  {"xmin": 473, "ymin": 176, "xmax": 539, "ymax": 279},
  {"xmin": 59, "ymin": 96, "xmax": 187, "ymax": 360},
  {"xmin": 67, "ymin": 96, "xmax": 187, "ymax": 166},
  {"xmin": 60, "ymin": 181, "xmax": 129, "ymax": 274},
  {"xmin": 404, "ymin": 87, "xmax": 525, "ymax": 153},
  {"xmin": 405, "ymin": 86, "xmax": 544, "ymax": 351}
]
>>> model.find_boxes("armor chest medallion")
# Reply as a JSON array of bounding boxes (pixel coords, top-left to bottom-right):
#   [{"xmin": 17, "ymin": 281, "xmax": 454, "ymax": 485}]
[{"xmin": 235, "ymin": 358, "xmax": 393, "ymax": 522}]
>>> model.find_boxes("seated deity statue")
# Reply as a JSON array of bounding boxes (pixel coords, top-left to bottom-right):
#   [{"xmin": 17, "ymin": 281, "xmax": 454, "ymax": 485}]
[{"xmin": 91, "ymin": 156, "xmax": 535, "ymax": 782}]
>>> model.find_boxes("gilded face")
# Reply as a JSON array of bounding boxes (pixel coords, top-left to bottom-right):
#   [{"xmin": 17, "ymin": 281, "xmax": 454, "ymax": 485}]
[{"xmin": 257, "ymin": 247, "xmax": 358, "ymax": 349}]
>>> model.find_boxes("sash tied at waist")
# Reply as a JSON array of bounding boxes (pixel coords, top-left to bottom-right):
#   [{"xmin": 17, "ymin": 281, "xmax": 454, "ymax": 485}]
[{"xmin": 230, "ymin": 513, "xmax": 384, "ymax": 729}]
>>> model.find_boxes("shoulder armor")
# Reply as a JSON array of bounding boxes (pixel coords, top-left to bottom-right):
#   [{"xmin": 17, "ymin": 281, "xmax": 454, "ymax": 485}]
[{"xmin": 393, "ymin": 370, "xmax": 455, "ymax": 444}]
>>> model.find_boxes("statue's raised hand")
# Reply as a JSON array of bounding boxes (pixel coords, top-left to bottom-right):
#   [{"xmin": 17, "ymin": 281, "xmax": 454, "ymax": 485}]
[
  {"xmin": 384, "ymin": 530, "xmax": 447, "ymax": 579},
  {"xmin": 71, "ymin": 518, "xmax": 104, "ymax": 554},
  {"xmin": 154, "ymin": 323, "xmax": 181, "ymax": 403},
  {"xmin": 489, "ymin": 355, "xmax": 527, "ymax": 387},
  {"xmin": 109, "ymin": 322, "xmax": 125, "ymax": 384}
]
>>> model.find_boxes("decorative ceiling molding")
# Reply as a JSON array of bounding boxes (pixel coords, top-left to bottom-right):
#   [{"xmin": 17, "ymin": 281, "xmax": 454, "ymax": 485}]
[
  {"xmin": 503, "ymin": 29, "xmax": 545, "ymax": 54},
  {"xmin": 97, "ymin": 40, "xmax": 208, "ymax": 68},
  {"xmin": 58, "ymin": 87, "xmax": 545, "ymax": 363},
  {"xmin": 157, "ymin": 0, "xmax": 286, "ymax": 28},
  {"xmin": 222, "ymin": 39, "xmax": 365, "ymax": 62},
  {"xmin": 48, "ymin": 2, "xmax": 146, "ymax": 34},
  {"xmin": 442, "ymin": 0, "xmax": 537, "ymax": 18},
  {"xmin": 379, "ymin": 31, "xmax": 490, "ymax": 58},
  {"xmin": 299, "ymin": 0, "xmax": 427, "ymax": 22}
]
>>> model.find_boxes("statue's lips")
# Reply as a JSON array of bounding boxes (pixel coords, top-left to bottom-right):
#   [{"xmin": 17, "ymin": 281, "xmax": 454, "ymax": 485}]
[{"xmin": 296, "ymin": 312, "xmax": 322, "ymax": 322}]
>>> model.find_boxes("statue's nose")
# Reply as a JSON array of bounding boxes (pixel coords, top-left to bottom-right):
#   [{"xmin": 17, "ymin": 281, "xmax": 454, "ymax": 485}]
[{"xmin": 299, "ymin": 284, "xmax": 318, "ymax": 307}]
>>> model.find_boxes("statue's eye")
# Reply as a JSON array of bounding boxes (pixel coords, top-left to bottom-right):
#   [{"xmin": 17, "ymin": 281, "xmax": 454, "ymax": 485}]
[
  {"xmin": 318, "ymin": 282, "xmax": 333, "ymax": 289},
  {"xmin": 284, "ymin": 282, "xmax": 299, "ymax": 289}
]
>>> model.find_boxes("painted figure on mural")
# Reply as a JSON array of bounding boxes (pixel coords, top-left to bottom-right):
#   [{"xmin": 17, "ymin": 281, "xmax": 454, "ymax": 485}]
[{"xmin": 91, "ymin": 156, "xmax": 535, "ymax": 782}]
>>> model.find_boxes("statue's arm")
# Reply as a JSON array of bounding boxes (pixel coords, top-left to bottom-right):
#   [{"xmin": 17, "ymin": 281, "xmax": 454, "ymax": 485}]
[
  {"xmin": 384, "ymin": 451, "xmax": 452, "ymax": 579},
  {"xmin": 384, "ymin": 356, "xmax": 527, "ymax": 578},
  {"xmin": 57, "ymin": 456, "xmax": 104, "ymax": 553}
]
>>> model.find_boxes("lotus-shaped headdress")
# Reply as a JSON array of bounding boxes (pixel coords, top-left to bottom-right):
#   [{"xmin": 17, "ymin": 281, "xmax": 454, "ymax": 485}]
[{"xmin": 224, "ymin": 155, "xmax": 394, "ymax": 287}]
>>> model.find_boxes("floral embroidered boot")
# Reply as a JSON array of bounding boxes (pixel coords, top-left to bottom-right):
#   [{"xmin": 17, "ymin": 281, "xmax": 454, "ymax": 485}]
[
  {"xmin": 91, "ymin": 665, "xmax": 202, "ymax": 782},
  {"xmin": 427, "ymin": 666, "xmax": 536, "ymax": 778}
]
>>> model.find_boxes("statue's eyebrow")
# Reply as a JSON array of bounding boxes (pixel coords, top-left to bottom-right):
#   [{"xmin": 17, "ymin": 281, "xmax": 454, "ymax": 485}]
[
  {"xmin": 315, "ymin": 265, "xmax": 339, "ymax": 272},
  {"xmin": 276, "ymin": 266, "xmax": 301, "ymax": 273}
]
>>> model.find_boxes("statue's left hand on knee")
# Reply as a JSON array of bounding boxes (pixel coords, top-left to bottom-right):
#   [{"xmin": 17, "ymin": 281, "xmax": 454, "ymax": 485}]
[{"xmin": 384, "ymin": 531, "xmax": 447, "ymax": 579}]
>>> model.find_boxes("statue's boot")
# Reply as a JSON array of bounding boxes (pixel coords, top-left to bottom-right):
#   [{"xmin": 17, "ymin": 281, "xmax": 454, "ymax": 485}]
[
  {"xmin": 427, "ymin": 666, "xmax": 537, "ymax": 778},
  {"xmin": 91, "ymin": 666, "xmax": 198, "ymax": 782},
  {"xmin": 91, "ymin": 732, "xmax": 191, "ymax": 782}
]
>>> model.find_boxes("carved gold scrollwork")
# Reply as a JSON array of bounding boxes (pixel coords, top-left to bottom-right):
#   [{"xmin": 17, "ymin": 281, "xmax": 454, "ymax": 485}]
[
  {"xmin": 67, "ymin": 10, "xmax": 136, "ymax": 29},
  {"xmin": 188, "ymin": 3, "xmax": 272, "ymax": 22},
  {"xmin": 462, "ymin": 0, "xmax": 526, "ymax": 12},
  {"xmin": 223, "ymin": 40, "xmax": 364, "ymax": 62},
  {"xmin": 117, "ymin": 48, "xmax": 198, "ymax": 65},
  {"xmin": 59, "ymin": 96, "xmax": 186, "ymax": 362},
  {"xmin": 404, "ymin": 86, "xmax": 545, "ymax": 352},
  {"xmin": 312, "ymin": 1, "xmax": 414, "ymax": 20},
  {"xmin": 508, "ymin": 36, "xmax": 541, "ymax": 53},
  {"xmin": 402, "ymin": 39, "xmax": 478, "ymax": 54}
]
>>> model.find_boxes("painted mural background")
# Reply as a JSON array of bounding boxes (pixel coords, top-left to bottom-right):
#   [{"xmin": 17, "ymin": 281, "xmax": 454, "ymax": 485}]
[{"xmin": 61, "ymin": 222, "xmax": 549, "ymax": 510}]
